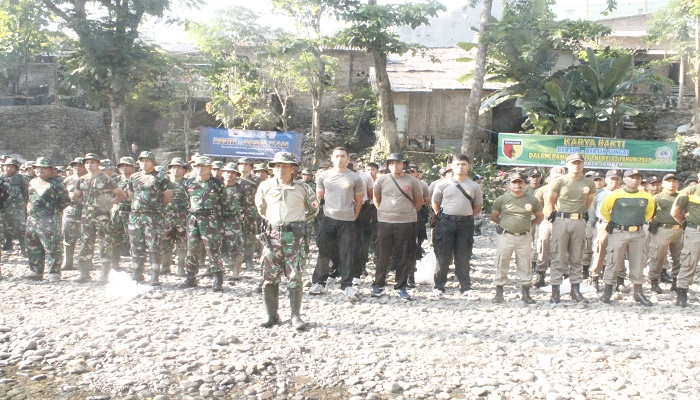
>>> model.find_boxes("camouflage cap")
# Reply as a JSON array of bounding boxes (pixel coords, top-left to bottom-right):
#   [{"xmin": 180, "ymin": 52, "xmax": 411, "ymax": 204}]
[
  {"xmin": 117, "ymin": 157, "xmax": 137, "ymax": 167},
  {"xmin": 69, "ymin": 157, "xmax": 84, "ymax": 166},
  {"xmin": 99, "ymin": 159, "xmax": 115, "ymax": 170},
  {"xmin": 267, "ymin": 152, "xmax": 299, "ymax": 168},
  {"xmin": 192, "ymin": 156, "xmax": 212, "ymax": 166},
  {"xmin": 301, "ymin": 168, "xmax": 313, "ymax": 175},
  {"xmin": 34, "ymin": 157, "xmax": 53, "ymax": 168},
  {"xmin": 83, "ymin": 153, "xmax": 101, "ymax": 163},
  {"xmin": 237, "ymin": 157, "xmax": 255, "ymax": 166},
  {"xmin": 211, "ymin": 161, "xmax": 224, "ymax": 169},
  {"xmin": 222, "ymin": 162, "xmax": 240, "ymax": 173},
  {"xmin": 138, "ymin": 151, "xmax": 156, "ymax": 163},
  {"xmin": 253, "ymin": 163, "xmax": 268, "ymax": 171},
  {"xmin": 23, "ymin": 161, "xmax": 35, "ymax": 170},
  {"xmin": 3, "ymin": 158, "xmax": 19, "ymax": 166},
  {"xmin": 167, "ymin": 157, "xmax": 188, "ymax": 168}
]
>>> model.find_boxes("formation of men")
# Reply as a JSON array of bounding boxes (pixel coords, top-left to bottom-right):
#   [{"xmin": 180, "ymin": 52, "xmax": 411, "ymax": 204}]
[{"xmin": 2, "ymin": 150, "xmax": 700, "ymax": 324}]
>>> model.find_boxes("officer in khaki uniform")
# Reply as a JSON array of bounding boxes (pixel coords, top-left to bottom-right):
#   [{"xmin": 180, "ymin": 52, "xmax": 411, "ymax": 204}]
[
  {"xmin": 600, "ymin": 169, "xmax": 655, "ymax": 306},
  {"xmin": 648, "ymin": 173, "xmax": 683, "ymax": 293},
  {"xmin": 491, "ymin": 171, "xmax": 544, "ymax": 304},
  {"xmin": 255, "ymin": 152, "xmax": 319, "ymax": 330},
  {"xmin": 670, "ymin": 172, "xmax": 700, "ymax": 307},
  {"xmin": 543, "ymin": 153, "xmax": 596, "ymax": 303}
]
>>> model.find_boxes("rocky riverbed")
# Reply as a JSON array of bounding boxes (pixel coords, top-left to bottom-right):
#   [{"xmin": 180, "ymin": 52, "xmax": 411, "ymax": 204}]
[{"xmin": 1, "ymin": 227, "xmax": 699, "ymax": 400}]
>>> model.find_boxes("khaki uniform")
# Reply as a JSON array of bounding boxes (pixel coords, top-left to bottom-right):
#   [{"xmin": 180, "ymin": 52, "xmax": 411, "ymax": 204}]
[
  {"xmin": 548, "ymin": 175, "xmax": 596, "ymax": 285},
  {"xmin": 674, "ymin": 186, "xmax": 700, "ymax": 289},
  {"xmin": 600, "ymin": 189, "xmax": 654, "ymax": 285},
  {"xmin": 534, "ymin": 185, "xmax": 552, "ymax": 273},
  {"xmin": 493, "ymin": 193, "xmax": 542, "ymax": 286},
  {"xmin": 648, "ymin": 191, "xmax": 683, "ymax": 282}
]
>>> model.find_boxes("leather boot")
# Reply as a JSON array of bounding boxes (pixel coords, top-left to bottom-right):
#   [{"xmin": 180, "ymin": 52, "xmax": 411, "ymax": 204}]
[
  {"xmin": 61, "ymin": 245, "xmax": 76, "ymax": 271},
  {"xmin": 148, "ymin": 256, "xmax": 160, "ymax": 286},
  {"xmin": 616, "ymin": 276, "xmax": 631, "ymax": 293},
  {"xmin": 178, "ymin": 270, "xmax": 197, "ymax": 288},
  {"xmin": 601, "ymin": 284, "xmax": 614, "ymax": 304},
  {"xmin": 97, "ymin": 261, "xmax": 111, "ymax": 284},
  {"xmin": 650, "ymin": 279, "xmax": 663, "ymax": 294},
  {"xmin": 521, "ymin": 286, "xmax": 535, "ymax": 304},
  {"xmin": 633, "ymin": 284, "xmax": 653, "ymax": 307},
  {"xmin": 260, "ymin": 284, "xmax": 280, "ymax": 328},
  {"xmin": 550, "ymin": 285, "xmax": 561, "ymax": 304},
  {"xmin": 676, "ymin": 288, "xmax": 688, "ymax": 308},
  {"xmin": 533, "ymin": 271, "xmax": 546, "ymax": 288},
  {"xmin": 73, "ymin": 260, "xmax": 92, "ymax": 283},
  {"xmin": 570, "ymin": 283, "xmax": 587, "ymax": 303},
  {"xmin": 289, "ymin": 286, "xmax": 306, "ymax": 330},
  {"xmin": 582, "ymin": 265, "xmax": 590, "ymax": 279},
  {"xmin": 591, "ymin": 276, "xmax": 600, "ymax": 291},
  {"xmin": 212, "ymin": 270, "xmax": 223, "ymax": 292},
  {"xmin": 660, "ymin": 269, "xmax": 672, "ymax": 283},
  {"xmin": 670, "ymin": 278, "xmax": 677, "ymax": 292},
  {"xmin": 131, "ymin": 261, "xmax": 145, "ymax": 283},
  {"xmin": 492, "ymin": 286, "xmax": 504, "ymax": 304}
]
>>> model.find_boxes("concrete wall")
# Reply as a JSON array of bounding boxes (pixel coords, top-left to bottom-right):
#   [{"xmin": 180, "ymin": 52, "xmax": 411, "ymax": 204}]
[{"xmin": 0, "ymin": 105, "xmax": 109, "ymax": 165}]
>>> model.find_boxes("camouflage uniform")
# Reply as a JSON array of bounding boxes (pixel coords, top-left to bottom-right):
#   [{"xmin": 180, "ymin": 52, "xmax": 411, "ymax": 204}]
[
  {"xmin": 256, "ymin": 152, "xmax": 319, "ymax": 330},
  {"xmin": 127, "ymin": 152, "xmax": 172, "ymax": 284},
  {"xmin": 161, "ymin": 172, "xmax": 189, "ymax": 276},
  {"xmin": 182, "ymin": 157, "xmax": 227, "ymax": 290},
  {"xmin": 221, "ymin": 162, "xmax": 253, "ymax": 279},
  {"xmin": 24, "ymin": 158, "xmax": 70, "ymax": 280},
  {"xmin": 111, "ymin": 159, "xmax": 134, "ymax": 273},
  {"xmin": 76, "ymin": 159, "xmax": 120, "ymax": 282},
  {"xmin": 239, "ymin": 159, "xmax": 261, "ymax": 269},
  {"xmin": 61, "ymin": 162, "xmax": 84, "ymax": 271},
  {"xmin": 1, "ymin": 159, "xmax": 28, "ymax": 254}
]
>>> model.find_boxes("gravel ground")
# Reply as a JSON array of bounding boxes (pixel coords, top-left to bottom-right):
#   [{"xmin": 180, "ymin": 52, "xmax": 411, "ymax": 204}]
[{"xmin": 1, "ymin": 225, "xmax": 699, "ymax": 400}]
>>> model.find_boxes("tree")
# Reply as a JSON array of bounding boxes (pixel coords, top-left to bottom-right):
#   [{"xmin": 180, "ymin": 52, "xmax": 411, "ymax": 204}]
[
  {"xmin": 39, "ymin": 0, "xmax": 190, "ymax": 159},
  {"xmin": 647, "ymin": 0, "xmax": 700, "ymax": 135},
  {"xmin": 330, "ymin": 0, "xmax": 445, "ymax": 155}
]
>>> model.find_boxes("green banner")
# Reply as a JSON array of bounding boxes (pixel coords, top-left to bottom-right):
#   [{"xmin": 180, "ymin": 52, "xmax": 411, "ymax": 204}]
[{"xmin": 497, "ymin": 133, "xmax": 677, "ymax": 171}]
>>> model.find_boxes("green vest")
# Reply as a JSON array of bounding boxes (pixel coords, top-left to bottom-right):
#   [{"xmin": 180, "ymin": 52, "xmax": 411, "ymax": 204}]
[{"xmin": 610, "ymin": 197, "xmax": 647, "ymax": 226}]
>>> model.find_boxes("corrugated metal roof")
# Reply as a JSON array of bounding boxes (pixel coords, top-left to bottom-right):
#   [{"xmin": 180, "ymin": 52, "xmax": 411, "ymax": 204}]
[{"xmin": 373, "ymin": 47, "xmax": 505, "ymax": 92}]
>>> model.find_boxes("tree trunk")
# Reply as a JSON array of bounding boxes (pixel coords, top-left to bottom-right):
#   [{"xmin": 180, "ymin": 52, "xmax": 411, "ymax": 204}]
[
  {"xmin": 371, "ymin": 48, "xmax": 400, "ymax": 154},
  {"xmin": 678, "ymin": 54, "xmax": 685, "ymax": 108},
  {"xmin": 462, "ymin": 0, "xmax": 493, "ymax": 161},
  {"xmin": 108, "ymin": 93, "xmax": 124, "ymax": 160},
  {"xmin": 311, "ymin": 48, "xmax": 325, "ymax": 167}
]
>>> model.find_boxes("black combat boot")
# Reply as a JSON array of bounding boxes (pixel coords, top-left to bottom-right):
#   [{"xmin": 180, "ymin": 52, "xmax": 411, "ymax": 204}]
[
  {"xmin": 288, "ymin": 286, "xmax": 306, "ymax": 330},
  {"xmin": 670, "ymin": 278, "xmax": 677, "ymax": 292},
  {"xmin": 582, "ymin": 265, "xmax": 590, "ymax": 279},
  {"xmin": 676, "ymin": 288, "xmax": 688, "ymax": 308},
  {"xmin": 212, "ymin": 270, "xmax": 223, "ymax": 292},
  {"xmin": 492, "ymin": 286, "xmax": 504, "ymax": 304},
  {"xmin": 178, "ymin": 270, "xmax": 197, "ymax": 288},
  {"xmin": 533, "ymin": 271, "xmax": 547, "ymax": 288},
  {"xmin": 521, "ymin": 286, "xmax": 535, "ymax": 304},
  {"xmin": 633, "ymin": 284, "xmax": 653, "ymax": 307},
  {"xmin": 260, "ymin": 284, "xmax": 280, "ymax": 328},
  {"xmin": 550, "ymin": 285, "xmax": 561, "ymax": 304},
  {"xmin": 660, "ymin": 269, "xmax": 672, "ymax": 283},
  {"xmin": 591, "ymin": 276, "xmax": 600, "ymax": 291},
  {"xmin": 616, "ymin": 276, "xmax": 631, "ymax": 293},
  {"xmin": 601, "ymin": 284, "xmax": 614, "ymax": 304},
  {"xmin": 570, "ymin": 283, "xmax": 587, "ymax": 303},
  {"xmin": 650, "ymin": 279, "xmax": 663, "ymax": 294},
  {"xmin": 407, "ymin": 272, "xmax": 416, "ymax": 288}
]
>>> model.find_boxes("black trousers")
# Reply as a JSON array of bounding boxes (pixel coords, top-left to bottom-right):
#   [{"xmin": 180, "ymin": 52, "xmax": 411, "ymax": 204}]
[
  {"xmin": 312, "ymin": 216, "xmax": 357, "ymax": 288},
  {"xmin": 355, "ymin": 203, "xmax": 373, "ymax": 276},
  {"xmin": 374, "ymin": 222, "xmax": 416, "ymax": 290},
  {"xmin": 433, "ymin": 217, "xmax": 475, "ymax": 292}
]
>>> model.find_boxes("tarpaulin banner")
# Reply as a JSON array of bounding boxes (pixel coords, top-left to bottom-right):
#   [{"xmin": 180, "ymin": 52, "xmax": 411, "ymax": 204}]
[
  {"xmin": 199, "ymin": 127, "xmax": 303, "ymax": 160},
  {"xmin": 496, "ymin": 133, "xmax": 677, "ymax": 171}
]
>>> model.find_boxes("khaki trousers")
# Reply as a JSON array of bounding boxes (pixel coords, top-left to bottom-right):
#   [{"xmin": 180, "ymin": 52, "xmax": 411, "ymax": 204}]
[
  {"xmin": 677, "ymin": 227, "xmax": 700, "ymax": 289},
  {"xmin": 494, "ymin": 232, "xmax": 532, "ymax": 287},
  {"xmin": 550, "ymin": 217, "xmax": 586, "ymax": 285},
  {"xmin": 535, "ymin": 220, "xmax": 552, "ymax": 272},
  {"xmin": 603, "ymin": 229, "xmax": 645, "ymax": 285},
  {"xmin": 648, "ymin": 226, "xmax": 683, "ymax": 281}
]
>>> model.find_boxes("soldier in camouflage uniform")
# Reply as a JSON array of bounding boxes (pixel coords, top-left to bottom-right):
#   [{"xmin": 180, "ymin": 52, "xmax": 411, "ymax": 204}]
[
  {"xmin": 238, "ymin": 157, "xmax": 261, "ymax": 270},
  {"xmin": 22, "ymin": 157, "xmax": 70, "ymax": 281},
  {"xmin": 100, "ymin": 159, "xmax": 117, "ymax": 178},
  {"xmin": 109, "ymin": 157, "xmax": 137, "ymax": 278},
  {"xmin": 211, "ymin": 161, "xmax": 224, "ymax": 180},
  {"xmin": 126, "ymin": 151, "xmax": 172, "ymax": 285},
  {"xmin": 180, "ymin": 156, "xmax": 227, "ymax": 291},
  {"xmin": 254, "ymin": 163, "xmax": 270, "ymax": 182},
  {"xmin": 161, "ymin": 157, "xmax": 189, "ymax": 276},
  {"xmin": 221, "ymin": 162, "xmax": 251, "ymax": 280},
  {"xmin": 1, "ymin": 158, "xmax": 28, "ymax": 256},
  {"xmin": 73, "ymin": 153, "xmax": 127, "ymax": 282},
  {"xmin": 256, "ymin": 152, "xmax": 319, "ymax": 330},
  {"xmin": 0, "ymin": 176, "xmax": 9, "ymax": 280},
  {"xmin": 61, "ymin": 157, "xmax": 86, "ymax": 271}
]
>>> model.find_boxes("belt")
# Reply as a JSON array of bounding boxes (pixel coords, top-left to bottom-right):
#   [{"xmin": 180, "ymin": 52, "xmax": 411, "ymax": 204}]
[
  {"xmin": 660, "ymin": 223, "xmax": 681, "ymax": 230},
  {"xmin": 442, "ymin": 213, "xmax": 473, "ymax": 222},
  {"xmin": 614, "ymin": 224, "xmax": 643, "ymax": 232},
  {"xmin": 556, "ymin": 212, "xmax": 586, "ymax": 220},
  {"xmin": 503, "ymin": 230, "xmax": 529, "ymax": 236}
]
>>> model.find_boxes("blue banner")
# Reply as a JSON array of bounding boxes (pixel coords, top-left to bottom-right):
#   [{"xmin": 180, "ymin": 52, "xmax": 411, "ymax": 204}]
[{"xmin": 199, "ymin": 127, "xmax": 304, "ymax": 160}]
